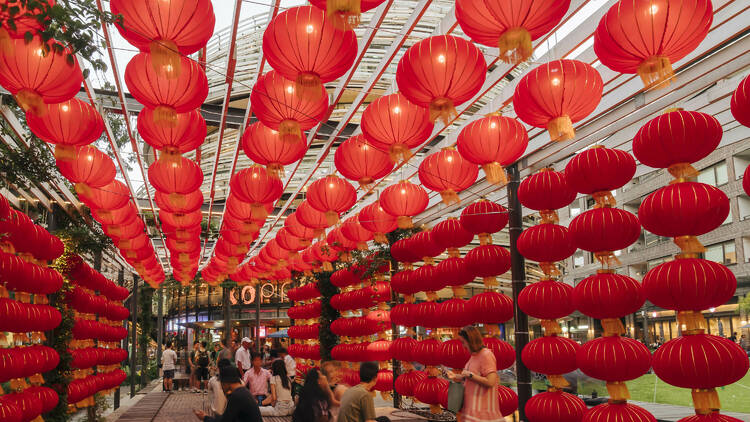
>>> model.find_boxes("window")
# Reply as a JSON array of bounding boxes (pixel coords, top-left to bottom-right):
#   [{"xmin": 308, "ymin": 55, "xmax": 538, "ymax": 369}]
[
  {"xmin": 573, "ymin": 250, "xmax": 585, "ymax": 268},
  {"xmin": 647, "ymin": 256, "xmax": 673, "ymax": 271},
  {"xmin": 697, "ymin": 161, "xmax": 728, "ymax": 187},
  {"xmin": 704, "ymin": 241, "xmax": 736, "ymax": 265},
  {"xmin": 723, "ymin": 207, "xmax": 733, "ymax": 225},
  {"xmin": 643, "ymin": 229, "xmax": 669, "ymax": 247}
]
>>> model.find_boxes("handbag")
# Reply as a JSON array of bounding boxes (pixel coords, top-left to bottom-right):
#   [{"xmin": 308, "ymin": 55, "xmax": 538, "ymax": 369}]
[{"xmin": 446, "ymin": 381, "xmax": 465, "ymax": 413}]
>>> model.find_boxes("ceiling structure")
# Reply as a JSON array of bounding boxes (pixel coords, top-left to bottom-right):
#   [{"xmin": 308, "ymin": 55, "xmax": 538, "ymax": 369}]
[{"xmin": 2, "ymin": 0, "xmax": 749, "ymax": 283}]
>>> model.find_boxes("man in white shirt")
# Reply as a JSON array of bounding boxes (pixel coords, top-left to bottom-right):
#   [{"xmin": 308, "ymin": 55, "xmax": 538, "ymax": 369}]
[
  {"xmin": 161, "ymin": 341, "xmax": 178, "ymax": 392},
  {"xmin": 207, "ymin": 359, "xmax": 231, "ymax": 417},
  {"xmin": 279, "ymin": 347, "xmax": 296, "ymax": 382},
  {"xmin": 235, "ymin": 337, "xmax": 253, "ymax": 377}
]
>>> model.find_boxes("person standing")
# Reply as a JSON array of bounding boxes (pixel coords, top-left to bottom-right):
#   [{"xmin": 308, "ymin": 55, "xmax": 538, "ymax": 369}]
[
  {"xmin": 235, "ymin": 337, "xmax": 253, "ymax": 377},
  {"xmin": 448, "ymin": 326, "xmax": 502, "ymax": 422},
  {"xmin": 161, "ymin": 341, "xmax": 178, "ymax": 392},
  {"xmin": 194, "ymin": 365, "xmax": 262, "ymax": 422},
  {"xmin": 189, "ymin": 342, "xmax": 200, "ymax": 392},
  {"xmin": 259, "ymin": 360, "xmax": 295, "ymax": 416},
  {"xmin": 337, "ymin": 362, "xmax": 378, "ymax": 422},
  {"xmin": 196, "ymin": 341, "xmax": 211, "ymax": 393},
  {"xmin": 242, "ymin": 352, "xmax": 271, "ymax": 404}
]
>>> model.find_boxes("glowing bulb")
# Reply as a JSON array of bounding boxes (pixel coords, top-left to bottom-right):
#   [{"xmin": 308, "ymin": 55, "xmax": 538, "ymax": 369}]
[
  {"xmin": 253, "ymin": 173, "xmax": 258, "ymax": 178},
  {"xmin": 61, "ymin": 104, "xmax": 70, "ymax": 112},
  {"xmin": 329, "ymin": 183, "xmax": 335, "ymax": 188},
  {"xmin": 86, "ymin": 155, "xmax": 93, "ymax": 161},
  {"xmin": 400, "ymin": 189, "xmax": 406, "ymax": 194},
  {"xmin": 306, "ymin": 25, "xmax": 314, "ymax": 33},
  {"xmin": 649, "ymin": 4, "xmax": 658, "ymax": 14},
  {"xmin": 551, "ymin": 77, "xmax": 561, "ymax": 86},
  {"xmin": 490, "ymin": 122, "xmax": 497, "ymax": 129},
  {"xmin": 171, "ymin": 162, "xmax": 178, "ymax": 168},
  {"xmin": 362, "ymin": 144, "xmax": 369, "ymax": 150},
  {"xmin": 437, "ymin": 54, "xmax": 446, "ymax": 64},
  {"xmin": 446, "ymin": 155, "xmax": 453, "ymax": 162},
  {"xmin": 392, "ymin": 106, "xmax": 401, "ymax": 114},
  {"xmin": 165, "ymin": 64, "xmax": 174, "ymax": 72},
  {"xmin": 36, "ymin": 49, "xmax": 44, "ymax": 57},
  {"xmin": 286, "ymin": 85, "xmax": 294, "ymax": 94},
  {"xmin": 651, "ymin": 312, "xmax": 657, "ymax": 318},
  {"xmin": 709, "ymin": 307, "xmax": 716, "ymax": 313}
]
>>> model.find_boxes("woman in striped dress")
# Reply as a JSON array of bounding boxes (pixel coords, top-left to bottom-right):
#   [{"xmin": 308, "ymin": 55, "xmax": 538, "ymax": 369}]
[{"xmin": 449, "ymin": 326, "xmax": 502, "ymax": 421}]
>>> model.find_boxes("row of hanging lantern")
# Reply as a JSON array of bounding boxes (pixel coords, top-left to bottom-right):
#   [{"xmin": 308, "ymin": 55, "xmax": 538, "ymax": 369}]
[
  {"xmin": 112, "ymin": 0, "xmax": 215, "ymax": 283},
  {"xmin": 286, "ymin": 282, "xmax": 323, "ymax": 375},
  {"xmin": 0, "ymin": 196, "xmax": 64, "ymax": 422},
  {"xmin": 60, "ymin": 254, "xmax": 130, "ymax": 410},
  {"xmin": 0, "ymin": 1, "xmax": 164, "ymax": 285}
]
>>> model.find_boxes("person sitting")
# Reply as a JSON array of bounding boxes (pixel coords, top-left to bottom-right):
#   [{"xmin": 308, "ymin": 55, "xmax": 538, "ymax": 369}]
[
  {"xmin": 194, "ymin": 365, "xmax": 262, "ymax": 422},
  {"xmin": 242, "ymin": 352, "xmax": 271, "ymax": 404},
  {"xmin": 338, "ymin": 362, "xmax": 379, "ymax": 422},
  {"xmin": 259, "ymin": 359, "xmax": 295, "ymax": 416},
  {"xmin": 208, "ymin": 359, "xmax": 232, "ymax": 417},
  {"xmin": 292, "ymin": 368, "xmax": 333, "ymax": 422}
]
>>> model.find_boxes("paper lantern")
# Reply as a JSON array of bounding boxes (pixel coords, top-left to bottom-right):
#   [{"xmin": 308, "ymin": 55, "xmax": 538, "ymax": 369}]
[
  {"xmin": 410, "ymin": 230, "xmax": 445, "ymax": 263},
  {"xmin": 525, "ymin": 390, "xmax": 586, "ymax": 422},
  {"xmin": 414, "ymin": 264, "xmax": 446, "ymax": 295},
  {"xmin": 464, "ymin": 244, "xmax": 510, "ymax": 287},
  {"xmin": 366, "ymin": 340, "xmax": 392, "ymax": 362},
  {"xmin": 432, "ymin": 218, "xmax": 473, "ymax": 257},
  {"xmin": 498, "ymin": 385, "xmax": 519, "ymax": 417},
  {"xmin": 484, "ymin": 337, "xmax": 516, "ymax": 370},
  {"xmin": 518, "ymin": 169, "xmax": 576, "ymax": 219},
  {"xmin": 577, "ymin": 336, "xmax": 652, "ymax": 382},
  {"xmin": 633, "ymin": 110, "xmax": 722, "ymax": 176},
  {"xmin": 678, "ymin": 414, "xmax": 744, "ymax": 422},
  {"xmin": 395, "ymin": 370, "xmax": 427, "ymax": 397},
  {"xmin": 418, "ymin": 147, "xmax": 478, "ymax": 205},
  {"xmin": 0, "ymin": 36, "xmax": 83, "ymax": 115},
  {"xmin": 514, "ymin": 60, "xmax": 603, "ymax": 142},
  {"xmin": 594, "ymin": 0, "xmax": 713, "ymax": 89},
  {"xmin": 436, "ymin": 298, "xmax": 474, "ymax": 328},
  {"xmin": 361, "ymin": 93, "xmax": 434, "ymax": 162},
  {"xmin": 0, "ymin": 0, "xmax": 53, "ymax": 44},
  {"xmin": 57, "ymin": 146, "xmax": 116, "ymax": 195},
  {"xmin": 518, "ymin": 280, "xmax": 575, "ymax": 320},
  {"xmin": 457, "ymin": 114, "xmax": 528, "ymax": 184},
  {"xmin": 358, "ymin": 201, "xmax": 397, "ymax": 243},
  {"xmin": 124, "ymin": 52, "xmax": 208, "ymax": 125},
  {"xmin": 568, "ymin": 208, "xmax": 641, "ymax": 255},
  {"xmin": 456, "ymin": 0, "xmax": 570, "ymax": 63},
  {"xmin": 391, "ymin": 337, "xmax": 418, "ymax": 362},
  {"xmin": 390, "ymin": 239, "xmax": 421, "ymax": 266},
  {"xmin": 459, "ymin": 200, "xmax": 509, "ymax": 244},
  {"xmin": 439, "ymin": 339, "xmax": 470, "ymax": 369},
  {"xmin": 26, "ymin": 98, "xmax": 104, "ymax": 161},
  {"xmin": 155, "ymin": 189, "xmax": 203, "ymax": 214},
  {"xmin": 0, "ymin": 395, "xmax": 22, "ymax": 422},
  {"xmin": 516, "ymin": 224, "xmax": 576, "ymax": 268},
  {"xmin": 396, "ymin": 35, "xmax": 486, "ymax": 124},
  {"xmin": 564, "ymin": 146, "xmax": 636, "ymax": 199},
  {"xmin": 138, "ymin": 108, "xmax": 206, "ymax": 157},
  {"xmin": 110, "ymin": 0, "xmax": 215, "ymax": 77},
  {"xmin": 642, "ymin": 258, "xmax": 736, "ymax": 312},
  {"xmin": 340, "ymin": 215, "xmax": 373, "ymax": 250},
  {"xmin": 583, "ymin": 403, "xmax": 656, "ymax": 422},
  {"xmin": 334, "ymin": 135, "xmax": 393, "ymax": 188},
  {"xmin": 522, "ymin": 335, "xmax": 580, "ymax": 376},
  {"xmin": 414, "ymin": 376, "xmax": 449, "ymax": 412},
  {"xmin": 379, "ymin": 181, "xmax": 429, "ymax": 229},
  {"xmin": 78, "ymin": 180, "xmax": 130, "ymax": 211},
  {"xmin": 251, "ymin": 70, "xmax": 327, "ymax": 143},
  {"xmin": 241, "ymin": 122, "xmax": 308, "ymax": 179},
  {"xmin": 148, "ymin": 156, "xmax": 203, "ymax": 194},
  {"xmin": 469, "ymin": 291, "xmax": 514, "ymax": 325},
  {"xmin": 284, "ymin": 212, "xmax": 319, "ymax": 241},
  {"xmin": 308, "ymin": 0, "xmax": 386, "ymax": 30},
  {"xmin": 262, "ymin": 6, "xmax": 357, "ymax": 98},
  {"xmin": 573, "ymin": 271, "xmax": 645, "ymax": 319},
  {"xmin": 390, "ymin": 270, "xmax": 420, "ymax": 297},
  {"xmin": 731, "ymin": 74, "xmax": 750, "ymax": 127},
  {"xmin": 306, "ymin": 175, "xmax": 357, "ymax": 225},
  {"xmin": 229, "ymin": 167, "xmax": 283, "ymax": 217}
]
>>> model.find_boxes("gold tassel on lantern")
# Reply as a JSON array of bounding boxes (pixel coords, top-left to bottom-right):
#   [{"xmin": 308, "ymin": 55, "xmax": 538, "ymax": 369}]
[
  {"xmin": 482, "ymin": 276, "xmax": 498, "ymax": 288},
  {"xmin": 601, "ymin": 318, "xmax": 625, "ymax": 337},
  {"xmin": 296, "ymin": 72, "xmax": 324, "ymax": 101},
  {"xmin": 638, "ymin": 56, "xmax": 674, "ymax": 90},
  {"xmin": 594, "ymin": 251, "xmax": 621, "ymax": 268},
  {"xmin": 389, "ymin": 144, "xmax": 413, "ymax": 164},
  {"xmin": 54, "ymin": 145, "xmax": 79, "ymax": 162},
  {"xmin": 373, "ymin": 232, "xmax": 388, "ymax": 243},
  {"xmin": 15, "ymin": 89, "xmax": 47, "ymax": 116},
  {"xmin": 266, "ymin": 164, "xmax": 285, "ymax": 180},
  {"xmin": 158, "ymin": 147, "xmax": 182, "ymax": 166},
  {"xmin": 478, "ymin": 233, "xmax": 493, "ymax": 245},
  {"xmin": 482, "ymin": 162, "xmax": 509, "ymax": 185},
  {"xmin": 429, "ymin": 97, "xmax": 457, "ymax": 125},
  {"xmin": 396, "ymin": 215, "xmax": 413, "ymax": 229},
  {"xmin": 325, "ymin": 211, "xmax": 340, "ymax": 226},
  {"xmin": 606, "ymin": 381, "xmax": 631, "ymax": 402},
  {"xmin": 668, "ymin": 162, "xmax": 699, "ymax": 182},
  {"xmin": 168, "ymin": 192, "xmax": 187, "ymax": 210},
  {"xmin": 439, "ymin": 189, "xmax": 461, "ymax": 206},
  {"xmin": 677, "ymin": 310, "xmax": 707, "ymax": 335},
  {"xmin": 152, "ymin": 105, "xmax": 178, "ymax": 127},
  {"xmin": 498, "ymin": 27, "xmax": 533, "ymax": 64},
  {"xmin": 279, "ymin": 119, "xmax": 303, "ymax": 143},
  {"xmin": 539, "ymin": 262, "xmax": 560, "ymax": 277},
  {"xmin": 250, "ymin": 203, "xmax": 270, "ymax": 220},
  {"xmin": 673, "ymin": 235, "xmax": 705, "ymax": 257},
  {"xmin": 592, "ymin": 191, "xmax": 616, "ymax": 208},
  {"xmin": 539, "ymin": 209, "xmax": 559, "ymax": 224},
  {"xmin": 546, "ymin": 115, "xmax": 574, "ymax": 142},
  {"xmin": 540, "ymin": 319, "xmax": 562, "ymax": 336},
  {"xmin": 547, "ymin": 374, "xmax": 570, "ymax": 390},
  {"xmin": 149, "ymin": 39, "xmax": 181, "ymax": 79},
  {"xmin": 322, "ymin": 261, "xmax": 333, "ymax": 272},
  {"xmin": 326, "ymin": 0, "xmax": 361, "ymax": 30},
  {"xmin": 692, "ymin": 388, "xmax": 720, "ymax": 413}
]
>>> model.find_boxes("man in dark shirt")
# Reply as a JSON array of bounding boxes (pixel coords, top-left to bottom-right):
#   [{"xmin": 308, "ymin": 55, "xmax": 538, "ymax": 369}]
[{"xmin": 194, "ymin": 365, "xmax": 262, "ymax": 422}]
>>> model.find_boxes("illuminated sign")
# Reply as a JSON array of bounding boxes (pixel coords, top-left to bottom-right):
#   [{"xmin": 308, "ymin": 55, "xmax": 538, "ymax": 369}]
[{"xmin": 229, "ymin": 282, "xmax": 291, "ymax": 305}]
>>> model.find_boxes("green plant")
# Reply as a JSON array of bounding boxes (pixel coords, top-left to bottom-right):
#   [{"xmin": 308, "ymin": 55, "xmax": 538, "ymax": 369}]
[
  {"xmin": 739, "ymin": 293, "xmax": 750, "ymax": 316},
  {"xmin": 315, "ymin": 270, "xmax": 339, "ymax": 361},
  {"xmin": 0, "ymin": 135, "xmax": 58, "ymax": 191},
  {"xmin": 84, "ymin": 393, "xmax": 110, "ymax": 422}
]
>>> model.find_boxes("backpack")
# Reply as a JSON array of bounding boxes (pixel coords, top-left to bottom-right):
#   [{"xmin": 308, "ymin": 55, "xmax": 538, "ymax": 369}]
[{"xmin": 197, "ymin": 349, "xmax": 209, "ymax": 367}]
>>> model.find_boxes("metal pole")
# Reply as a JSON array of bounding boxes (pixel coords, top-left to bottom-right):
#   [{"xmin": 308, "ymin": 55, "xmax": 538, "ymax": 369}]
[
  {"xmin": 507, "ymin": 164, "xmax": 532, "ymax": 422},
  {"xmin": 114, "ymin": 269, "xmax": 124, "ymax": 410},
  {"xmin": 223, "ymin": 286, "xmax": 232, "ymax": 346},
  {"xmin": 140, "ymin": 287, "xmax": 150, "ymax": 389},
  {"xmin": 157, "ymin": 286, "xmax": 164, "ymax": 370},
  {"xmin": 642, "ymin": 311, "xmax": 650, "ymax": 345},
  {"xmin": 255, "ymin": 284, "xmax": 261, "ymax": 352},
  {"xmin": 130, "ymin": 276, "xmax": 139, "ymax": 398},
  {"xmin": 389, "ymin": 257, "xmax": 401, "ymax": 409}
]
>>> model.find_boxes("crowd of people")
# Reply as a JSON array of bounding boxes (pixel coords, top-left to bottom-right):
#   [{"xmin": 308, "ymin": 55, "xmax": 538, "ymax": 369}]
[{"xmin": 159, "ymin": 326, "xmax": 504, "ymax": 422}]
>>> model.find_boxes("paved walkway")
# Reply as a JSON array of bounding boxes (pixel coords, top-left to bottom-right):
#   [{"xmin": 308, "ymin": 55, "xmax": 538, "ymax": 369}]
[{"xmin": 631, "ymin": 401, "xmax": 750, "ymax": 422}]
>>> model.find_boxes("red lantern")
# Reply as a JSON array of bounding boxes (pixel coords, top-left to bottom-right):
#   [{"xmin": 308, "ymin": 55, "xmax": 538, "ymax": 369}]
[
  {"xmin": 498, "ymin": 385, "xmax": 519, "ymax": 417},
  {"xmin": 484, "ymin": 337, "xmax": 515, "ymax": 370},
  {"xmin": 517, "ymin": 169, "xmax": 576, "ymax": 219},
  {"xmin": 296, "ymin": 201, "xmax": 330, "ymax": 234},
  {"xmin": 459, "ymin": 200, "xmax": 509, "ymax": 244},
  {"xmin": 0, "ymin": 395, "xmax": 22, "ymax": 422},
  {"xmin": 642, "ymin": 258, "xmax": 736, "ymax": 312},
  {"xmin": 522, "ymin": 335, "xmax": 580, "ymax": 376},
  {"xmin": 242, "ymin": 122, "xmax": 308, "ymax": 179},
  {"xmin": 306, "ymin": 175, "xmax": 357, "ymax": 225},
  {"xmin": 464, "ymin": 244, "xmax": 510, "ymax": 287},
  {"xmin": 0, "ymin": 0, "xmax": 53, "ymax": 44},
  {"xmin": 568, "ymin": 208, "xmax": 641, "ymax": 255},
  {"xmin": 262, "ymin": 6, "xmax": 357, "ymax": 99},
  {"xmin": 375, "ymin": 369, "xmax": 393, "ymax": 392},
  {"xmin": 573, "ymin": 271, "xmax": 645, "ymax": 319},
  {"xmin": 564, "ymin": 146, "xmax": 636, "ymax": 199},
  {"xmin": 594, "ymin": 0, "xmax": 713, "ymax": 89},
  {"xmin": 518, "ymin": 280, "xmax": 575, "ymax": 320},
  {"xmin": 26, "ymin": 98, "xmax": 104, "ymax": 161},
  {"xmin": 516, "ymin": 224, "xmax": 575, "ymax": 271},
  {"xmin": 456, "ymin": 0, "xmax": 570, "ymax": 64},
  {"xmin": 358, "ymin": 201, "xmax": 397, "ymax": 243},
  {"xmin": 340, "ymin": 215, "xmax": 373, "ymax": 250},
  {"xmin": 275, "ymin": 228, "xmax": 307, "ymax": 253},
  {"xmin": 334, "ymin": 135, "xmax": 393, "ymax": 188},
  {"xmin": 652, "ymin": 334, "xmax": 748, "ymax": 389},
  {"xmin": 251, "ymin": 70, "xmax": 328, "ymax": 143},
  {"xmin": 379, "ymin": 181, "xmax": 429, "ymax": 229},
  {"xmin": 432, "ymin": 218, "xmax": 473, "ymax": 257},
  {"xmin": 414, "ymin": 338, "xmax": 443, "ymax": 367},
  {"xmin": 514, "ymin": 60, "xmax": 603, "ymax": 142},
  {"xmin": 285, "ymin": 211, "xmax": 320, "ymax": 241},
  {"xmin": 469, "ymin": 291, "xmax": 514, "ymax": 325},
  {"xmin": 390, "ymin": 239, "xmax": 420, "ymax": 266},
  {"xmin": 577, "ymin": 336, "xmax": 651, "ymax": 382},
  {"xmin": 457, "ymin": 114, "xmax": 528, "ymax": 184},
  {"xmin": 583, "ymin": 403, "xmax": 656, "ymax": 422},
  {"xmin": 418, "ymin": 147, "xmax": 478, "ymax": 205},
  {"xmin": 366, "ymin": 340, "xmax": 392, "ymax": 362},
  {"xmin": 731, "ymin": 74, "xmax": 750, "ymax": 128},
  {"xmin": 361, "ymin": 93, "xmax": 434, "ymax": 162},
  {"xmin": 0, "ymin": 36, "xmax": 83, "ymax": 115},
  {"xmin": 633, "ymin": 110, "xmax": 722, "ymax": 175},
  {"xmin": 410, "ymin": 230, "xmax": 445, "ymax": 263},
  {"xmin": 148, "ymin": 156, "xmax": 204, "ymax": 194},
  {"xmin": 525, "ymin": 390, "xmax": 586, "ymax": 422},
  {"xmin": 396, "ymin": 35, "xmax": 487, "ymax": 124},
  {"xmin": 414, "ymin": 377, "xmax": 449, "ymax": 413},
  {"xmin": 436, "ymin": 298, "xmax": 473, "ymax": 328},
  {"xmin": 678, "ymin": 414, "xmax": 744, "ymax": 422},
  {"xmin": 110, "ymin": 0, "xmax": 215, "ymax": 78},
  {"xmin": 413, "ymin": 264, "xmax": 446, "ymax": 296},
  {"xmin": 390, "ymin": 270, "xmax": 420, "ymax": 297},
  {"xmin": 439, "ymin": 339, "xmax": 470, "ymax": 369},
  {"xmin": 138, "ymin": 108, "xmax": 206, "ymax": 157},
  {"xmin": 391, "ymin": 336, "xmax": 418, "ymax": 362},
  {"xmin": 155, "ymin": 189, "xmax": 204, "ymax": 214},
  {"xmin": 395, "ymin": 370, "xmax": 426, "ymax": 398},
  {"xmin": 78, "ymin": 180, "xmax": 131, "ymax": 211},
  {"xmin": 229, "ymin": 167, "xmax": 283, "ymax": 217},
  {"xmin": 57, "ymin": 146, "xmax": 116, "ymax": 194},
  {"xmin": 308, "ymin": 0, "xmax": 386, "ymax": 30},
  {"xmin": 124, "ymin": 53, "xmax": 208, "ymax": 125}
]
